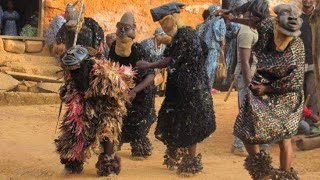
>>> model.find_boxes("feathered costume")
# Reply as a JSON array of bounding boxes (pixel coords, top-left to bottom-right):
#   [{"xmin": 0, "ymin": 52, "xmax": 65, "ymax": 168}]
[
  {"xmin": 108, "ymin": 42, "xmax": 156, "ymax": 158},
  {"xmin": 55, "ymin": 58, "xmax": 134, "ymax": 175}
]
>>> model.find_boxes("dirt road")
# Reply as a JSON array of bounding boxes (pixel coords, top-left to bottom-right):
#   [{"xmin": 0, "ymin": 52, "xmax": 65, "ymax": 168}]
[{"xmin": 0, "ymin": 93, "xmax": 319, "ymax": 180}]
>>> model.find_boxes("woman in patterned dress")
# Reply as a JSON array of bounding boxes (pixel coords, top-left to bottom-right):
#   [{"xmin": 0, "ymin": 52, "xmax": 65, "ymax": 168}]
[{"xmin": 221, "ymin": 1, "xmax": 304, "ymax": 179}]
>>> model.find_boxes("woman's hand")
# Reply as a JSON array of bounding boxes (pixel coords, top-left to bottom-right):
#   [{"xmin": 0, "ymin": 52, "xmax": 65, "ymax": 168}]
[{"xmin": 250, "ymin": 84, "xmax": 272, "ymax": 96}]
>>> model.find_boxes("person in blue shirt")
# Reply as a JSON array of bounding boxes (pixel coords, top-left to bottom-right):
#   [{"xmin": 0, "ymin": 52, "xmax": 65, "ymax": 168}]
[{"xmin": 198, "ymin": 5, "xmax": 226, "ymax": 89}]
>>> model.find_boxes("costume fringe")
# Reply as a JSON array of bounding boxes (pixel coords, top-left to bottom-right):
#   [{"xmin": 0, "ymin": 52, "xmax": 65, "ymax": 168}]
[
  {"xmin": 244, "ymin": 150, "xmax": 273, "ymax": 180},
  {"xmin": 55, "ymin": 89, "xmax": 89, "ymax": 161},
  {"xmin": 61, "ymin": 158, "xmax": 84, "ymax": 174},
  {"xmin": 163, "ymin": 147, "xmax": 188, "ymax": 170},
  {"xmin": 56, "ymin": 60, "xmax": 134, "ymax": 167},
  {"xmin": 130, "ymin": 137, "xmax": 153, "ymax": 158},
  {"xmin": 271, "ymin": 168, "xmax": 299, "ymax": 180},
  {"xmin": 177, "ymin": 154, "xmax": 203, "ymax": 175},
  {"xmin": 96, "ymin": 153, "xmax": 121, "ymax": 176}
]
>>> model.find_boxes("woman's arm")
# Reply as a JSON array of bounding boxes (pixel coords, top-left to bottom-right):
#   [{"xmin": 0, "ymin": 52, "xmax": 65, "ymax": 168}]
[
  {"xmin": 136, "ymin": 57, "xmax": 172, "ymax": 70},
  {"xmin": 132, "ymin": 73, "xmax": 155, "ymax": 94}
]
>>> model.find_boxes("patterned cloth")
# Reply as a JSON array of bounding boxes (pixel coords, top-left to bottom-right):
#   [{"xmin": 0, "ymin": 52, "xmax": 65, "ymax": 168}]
[
  {"xmin": 108, "ymin": 42, "xmax": 156, "ymax": 144},
  {"xmin": 45, "ymin": 15, "xmax": 66, "ymax": 46},
  {"xmin": 234, "ymin": 18, "xmax": 305, "ymax": 144},
  {"xmin": 140, "ymin": 38, "xmax": 166, "ymax": 61},
  {"xmin": 198, "ymin": 17, "xmax": 226, "ymax": 86},
  {"xmin": 56, "ymin": 17, "xmax": 104, "ymax": 50},
  {"xmin": 155, "ymin": 27, "xmax": 216, "ymax": 148},
  {"xmin": 2, "ymin": 11, "xmax": 19, "ymax": 36},
  {"xmin": 233, "ymin": 74, "xmax": 268, "ymax": 149},
  {"xmin": 141, "ymin": 38, "xmax": 167, "ymax": 93},
  {"xmin": 224, "ymin": 22, "xmax": 240, "ymax": 85}
]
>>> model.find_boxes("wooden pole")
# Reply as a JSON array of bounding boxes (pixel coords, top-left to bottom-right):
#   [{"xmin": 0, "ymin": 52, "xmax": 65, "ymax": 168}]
[
  {"xmin": 310, "ymin": 1, "xmax": 320, "ymax": 115},
  {"xmin": 296, "ymin": 136, "xmax": 320, "ymax": 151},
  {"xmin": 224, "ymin": 79, "xmax": 235, "ymax": 102},
  {"xmin": 73, "ymin": 0, "xmax": 85, "ymax": 47}
]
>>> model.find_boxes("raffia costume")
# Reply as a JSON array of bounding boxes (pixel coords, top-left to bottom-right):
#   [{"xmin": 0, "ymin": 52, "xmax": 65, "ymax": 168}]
[{"xmin": 55, "ymin": 49, "xmax": 134, "ymax": 175}]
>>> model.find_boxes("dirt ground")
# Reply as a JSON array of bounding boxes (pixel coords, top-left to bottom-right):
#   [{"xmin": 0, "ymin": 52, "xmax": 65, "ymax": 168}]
[{"xmin": 0, "ymin": 93, "xmax": 320, "ymax": 180}]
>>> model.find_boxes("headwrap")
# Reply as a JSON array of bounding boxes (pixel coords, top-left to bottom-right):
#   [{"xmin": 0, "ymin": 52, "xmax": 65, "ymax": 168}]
[{"xmin": 150, "ymin": 2, "xmax": 185, "ymax": 22}]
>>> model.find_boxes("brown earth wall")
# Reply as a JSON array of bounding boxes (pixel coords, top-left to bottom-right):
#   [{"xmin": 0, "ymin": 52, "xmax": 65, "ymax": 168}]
[{"xmin": 43, "ymin": 0, "xmax": 295, "ymax": 41}]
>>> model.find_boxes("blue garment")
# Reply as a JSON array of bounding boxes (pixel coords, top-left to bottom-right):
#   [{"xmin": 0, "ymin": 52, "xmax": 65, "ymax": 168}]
[
  {"xmin": 198, "ymin": 17, "xmax": 226, "ymax": 87},
  {"xmin": 0, "ymin": 6, "xmax": 3, "ymax": 31},
  {"xmin": 3, "ymin": 11, "xmax": 20, "ymax": 36},
  {"xmin": 224, "ymin": 22, "xmax": 240, "ymax": 85}
]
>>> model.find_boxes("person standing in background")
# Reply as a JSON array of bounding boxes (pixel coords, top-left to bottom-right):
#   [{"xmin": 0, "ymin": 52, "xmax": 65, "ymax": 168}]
[
  {"xmin": 223, "ymin": 0, "xmax": 250, "ymax": 86},
  {"xmin": 223, "ymin": 20, "xmax": 240, "ymax": 85},
  {"xmin": 300, "ymin": 0, "xmax": 319, "ymax": 125},
  {"xmin": 196, "ymin": 9, "xmax": 210, "ymax": 31},
  {"xmin": 198, "ymin": 5, "xmax": 226, "ymax": 90},
  {"xmin": 2, "ymin": 0, "xmax": 20, "ymax": 36},
  {"xmin": 0, "ymin": 0, "xmax": 4, "ymax": 34},
  {"xmin": 45, "ymin": 14, "xmax": 66, "ymax": 55}
]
